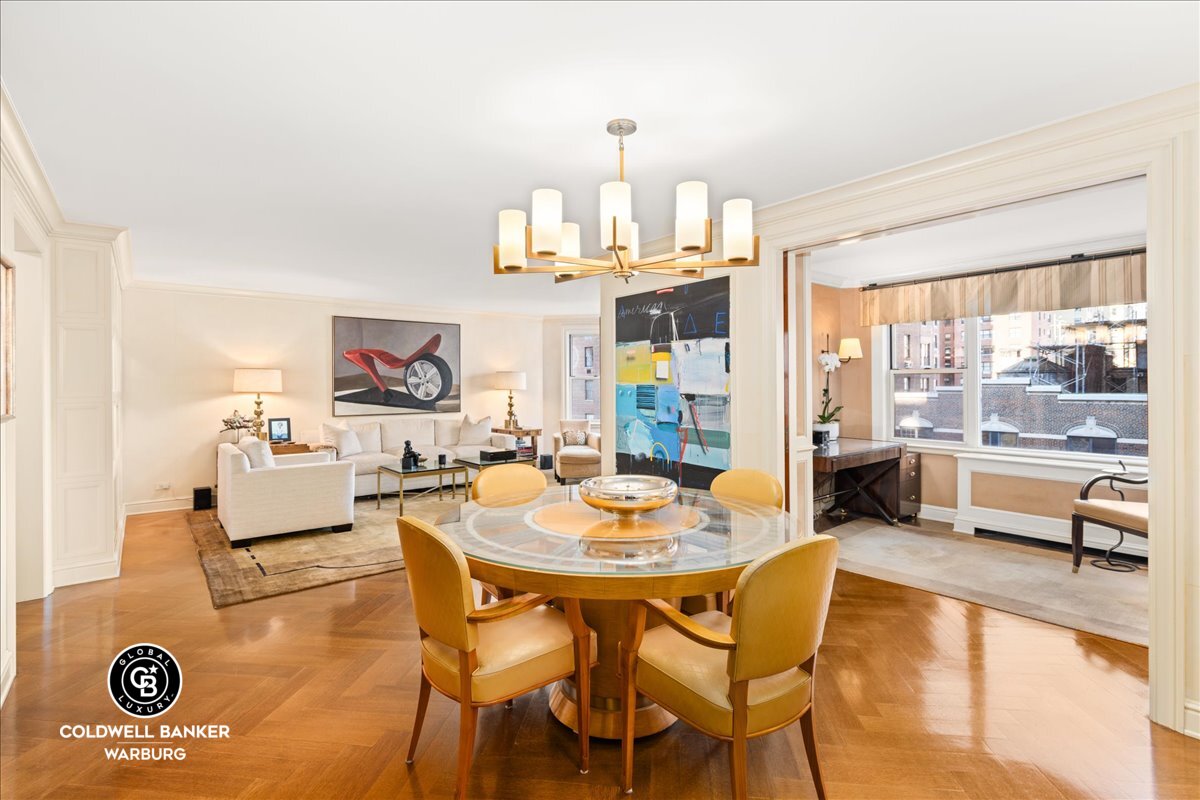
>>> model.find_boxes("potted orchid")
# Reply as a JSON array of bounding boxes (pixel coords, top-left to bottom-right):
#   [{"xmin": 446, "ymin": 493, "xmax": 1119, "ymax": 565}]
[{"xmin": 814, "ymin": 351, "xmax": 843, "ymax": 442}]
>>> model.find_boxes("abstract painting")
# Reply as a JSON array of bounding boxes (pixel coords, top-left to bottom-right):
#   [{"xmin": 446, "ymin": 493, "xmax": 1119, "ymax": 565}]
[
  {"xmin": 614, "ymin": 277, "xmax": 730, "ymax": 489},
  {"xmin": 333, "ymin": 316, "xmax": 461, "ymax": 416}
]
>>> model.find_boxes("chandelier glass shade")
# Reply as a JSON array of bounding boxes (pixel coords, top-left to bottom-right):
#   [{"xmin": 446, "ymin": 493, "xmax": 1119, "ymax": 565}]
[{"xmin": 494, "ymin": 119, "xmax": 759, "ymax": 283}]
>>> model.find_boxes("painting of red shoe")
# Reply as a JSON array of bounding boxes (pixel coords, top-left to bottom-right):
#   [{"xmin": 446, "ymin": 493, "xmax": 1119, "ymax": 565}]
[{"xmin": 333, "ymin": 316, "xmax": 461, "ymax": 415}]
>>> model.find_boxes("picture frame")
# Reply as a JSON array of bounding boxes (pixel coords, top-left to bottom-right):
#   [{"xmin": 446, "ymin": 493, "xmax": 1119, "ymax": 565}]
[
  {"xmin": 332, "ymin": 315, "xmax": 462, "ymax": 416},
  {"xmin": 1, "ymin": 256, "xmax": 14, "ymax": 422},
  {"xmin": 267, "ymin": 417, "xmax": 292, "ymax": 443}
]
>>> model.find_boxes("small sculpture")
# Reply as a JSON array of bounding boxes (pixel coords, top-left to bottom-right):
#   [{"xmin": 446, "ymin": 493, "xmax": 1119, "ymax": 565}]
[
  {"xmin": 402, "ymin": 440, "xmax": 422, "ymax": 469},
  {"xmin": 219, "ymin": 410, "xmax": 255, "ymax": 442}
]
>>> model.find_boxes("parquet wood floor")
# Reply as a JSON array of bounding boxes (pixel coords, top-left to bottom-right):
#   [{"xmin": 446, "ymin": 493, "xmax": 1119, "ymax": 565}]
[{"xmin": 1, "ymin": 511, "xmax": 1196, "ymax": 799}]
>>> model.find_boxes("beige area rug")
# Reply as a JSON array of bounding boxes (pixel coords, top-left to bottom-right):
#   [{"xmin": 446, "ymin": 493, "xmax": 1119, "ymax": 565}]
[
  {"xmin": 828, "ymin": 517, "xmax": 1149, "ymax": 645},
  {"xmin": 189, "ymin": 494, "xmax": 459, "ymax": 608}
]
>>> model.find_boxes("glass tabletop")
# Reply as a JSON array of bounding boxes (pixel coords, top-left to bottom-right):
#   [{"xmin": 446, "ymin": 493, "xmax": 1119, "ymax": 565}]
[
  {"xmin": 378, "ymin": 461, "xmax": 463, "ymax": 475},
  {"xmin": 454, "ymin": 454, "xmax": 537, "ymax": 467},
  {"xmin": 434, "ymin": 484, "xmax": 803, "ymax": 577}
]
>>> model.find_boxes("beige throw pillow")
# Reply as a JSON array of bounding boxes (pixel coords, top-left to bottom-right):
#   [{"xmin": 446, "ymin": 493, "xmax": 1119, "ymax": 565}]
[
  {"xmin": 236, "ymin": 437, "xmax": 276, "ymax": 469},
  {"xmin": 459, "ymin": 416, "xmax": 492, "ymax": 445},
  {"xmin": 321, "ymin": 423, "xmax": 363, "ymax": 457},
  {"xmin": 562, "ymin": 430, "xmax": 588, "ymax": 446}
]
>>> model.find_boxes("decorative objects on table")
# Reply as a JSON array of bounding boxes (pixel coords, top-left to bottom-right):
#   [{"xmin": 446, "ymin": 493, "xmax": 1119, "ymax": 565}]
[
  {"xmin": 814, "ymin": 335, "xmax": 860, "ymax": 442},
  {"xmin": 479, "ymin": 449, "xmax": 517, "ymax": 463},
  {"xmin": 219, "ymin": 410, "xmax": 256, "ymax": 443},
  {"xmin": 401, "ymin": 440, "xmax": 422, "ymax": 470},
  {"xmin": 233, "ymin": 368, "xmax": 283, "ymax": 440},
  {"xmin": 615, "ymin": 277, "xmax": 730, "ymax": 490},
  {"xmin": 333, "ymin": 316, "xmax": 461, "ymax": 416},
  {"xmin": 491, "ymin": 371, "xmax": 526, "ymax": 427},
  {"xmin": 578, "ymin": 475, "xmax": 678, "ymax": 519},
  {"xmin": 494, "ymin": 119, "xmax": 758, "ymax": 284},
  {"xmin": 267, "ymin": 417, "xmax": 292, "ymax": 443},
  {"xmin": 0, "ymin": 256, "xmax": 13, "ymax": 421}
]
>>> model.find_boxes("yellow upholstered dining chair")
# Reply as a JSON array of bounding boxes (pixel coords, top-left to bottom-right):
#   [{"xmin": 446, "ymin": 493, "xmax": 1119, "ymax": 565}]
[
  {"xmin": 619, "ymin": 535, "xmax": 839, "ymax": 800},
  {"xmin": 470, "ymin": 462, "xmax": 547, "ymax": 506},
  {"xmin": 470, "ymin": 463, "xmax": 547, "ymax": 603},
  {"xmin": 397, "ymin": 516, "xmax": 596, "ymax": 799},
  {"xmin": 709, "ymin": 468, "xmax": 785, "ymax": 511}
]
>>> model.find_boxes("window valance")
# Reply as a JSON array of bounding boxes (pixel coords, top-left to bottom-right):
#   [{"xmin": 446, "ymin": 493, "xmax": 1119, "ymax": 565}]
[{"xmin": 859, "ymin": 250, "xmax": 1145, "ymax": 326}]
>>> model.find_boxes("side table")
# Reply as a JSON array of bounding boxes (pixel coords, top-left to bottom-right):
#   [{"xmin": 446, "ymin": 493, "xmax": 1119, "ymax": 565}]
[{"xmin": 492, "ymin": 426, "xmax": 542, "ymax": 458}]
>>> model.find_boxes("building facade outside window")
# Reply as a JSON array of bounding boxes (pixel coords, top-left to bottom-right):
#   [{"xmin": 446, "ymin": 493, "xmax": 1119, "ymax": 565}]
[
  {"xmin": 888, "ymin": 303, "xmax": 1147, "ymax": 457},
  {"xmin": 566, "ymin": 331, "xmax": 599, "ymax": 420}
]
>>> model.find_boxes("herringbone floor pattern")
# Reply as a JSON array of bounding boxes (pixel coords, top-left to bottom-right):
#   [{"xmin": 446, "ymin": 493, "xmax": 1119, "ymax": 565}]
[{"xmin": 1, "ymin": 511, "xmax": 1196, "ymax": 799}]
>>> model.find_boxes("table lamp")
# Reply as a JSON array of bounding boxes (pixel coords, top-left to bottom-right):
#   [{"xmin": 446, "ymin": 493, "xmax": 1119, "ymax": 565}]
[
  {"xmin": 233, "ymin": 368, "xmax": 283, "ymax": 440},
  {"xmin": 492, "ymin": 371, "xmax": 526, "ymax": 429}
]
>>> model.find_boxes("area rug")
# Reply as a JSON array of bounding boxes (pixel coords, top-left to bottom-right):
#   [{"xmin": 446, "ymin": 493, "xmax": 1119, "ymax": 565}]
[
  {"xmin": 828, "ymin": 517, "xmax": 1149, "ymax": 645},
  {"xmin": 189, "ymin": 495, "xmax": 459, "ymax": 608}
]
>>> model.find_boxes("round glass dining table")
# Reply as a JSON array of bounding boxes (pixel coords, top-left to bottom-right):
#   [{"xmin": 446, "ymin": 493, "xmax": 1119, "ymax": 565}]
[{"xmin": 434, "ymin": 483, "xmax": 806, "ymax": 739}]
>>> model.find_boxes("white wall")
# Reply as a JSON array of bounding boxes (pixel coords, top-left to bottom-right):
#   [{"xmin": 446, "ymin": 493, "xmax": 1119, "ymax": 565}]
[{"xmin": 121, "ymin": 285, "xmax": 545, "ymax": 512}]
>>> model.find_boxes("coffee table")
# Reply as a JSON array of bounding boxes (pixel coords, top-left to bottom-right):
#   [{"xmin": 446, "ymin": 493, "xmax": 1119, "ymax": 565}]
[
  {"xmin": 376, "ymin": 462, "xmax": 469, "ymax": 515},
  {"xmin": 454, "ymin": 453, "xmax": 539, "ymax": 484}
]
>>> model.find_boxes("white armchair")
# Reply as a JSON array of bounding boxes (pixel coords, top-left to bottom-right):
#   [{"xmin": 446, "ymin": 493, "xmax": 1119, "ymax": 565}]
[
  {"xmin": 216, "ymin": 444, "xmax": 355, "ymax": 547},
  {"xmin": 553, "ymin": 419, "xmax": 602, "ymax": 484}
]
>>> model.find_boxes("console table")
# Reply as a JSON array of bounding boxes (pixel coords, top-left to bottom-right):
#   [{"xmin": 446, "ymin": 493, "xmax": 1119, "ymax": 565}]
[{"xmin": 812, "ymin": 438, "xmax": 920, "ymax": 525}]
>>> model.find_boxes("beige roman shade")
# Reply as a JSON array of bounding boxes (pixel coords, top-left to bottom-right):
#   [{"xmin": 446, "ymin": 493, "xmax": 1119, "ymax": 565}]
[{"xmin": 859, "ymin": 251, "xmax": 1146, "ymax": 326}]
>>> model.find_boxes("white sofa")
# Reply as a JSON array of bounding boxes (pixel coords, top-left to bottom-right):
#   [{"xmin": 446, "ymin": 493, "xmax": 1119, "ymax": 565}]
[
  {"xmin": 303, "ymin": 416, "xmax": 518, "ymax": 498},
  {"xmin": 216, "ymin": 443, "xmax": 355, "ymax": 547}
]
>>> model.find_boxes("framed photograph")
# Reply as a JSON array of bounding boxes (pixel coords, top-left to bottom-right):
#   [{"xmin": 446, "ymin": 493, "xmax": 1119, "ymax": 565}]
[
  {"xmin": 1, "ymin": 256, "xmax": 14, "ymax": 422},
  {"xmin": 267, "ymin": 417, "xmax": 292, "ymax": 443},
  {"xmin": 332, "ymin": 315, "xmax": 461, "ymax": 416}
]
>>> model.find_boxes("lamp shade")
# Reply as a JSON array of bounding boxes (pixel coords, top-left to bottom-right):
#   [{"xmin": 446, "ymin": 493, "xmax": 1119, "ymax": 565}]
[
  {"xmin": 492, "ymin": 371, "xmax": 527, "ymax": 391},
  {"xmin": 498, "ymin": 209, "xmax": 527, "ymax": 270},
  {"xmin": 599, "ymin": 181, "xmax": 632, "ymax": 251},
  {"xmin": 837, "ymin": 338, "xmax": 864, "ymax": 360},
  {"xmin": 531, "ymin": 188, "xmax": 562, "ymax": 255},
  {"xmin": 233, "ymin": 368, "xmax": 282, "ymax": 393},
  {"xmin": 675, "ymin": 180, "xmax": 708, "ymax": 251},
  {"xmin": 722, "ymin": 198, "xmax": 754, "ymax": 261}
]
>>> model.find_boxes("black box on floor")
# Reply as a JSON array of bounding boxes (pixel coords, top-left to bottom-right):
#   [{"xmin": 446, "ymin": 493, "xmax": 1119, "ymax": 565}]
[
  {"xmin": 539, "ymin": 454, "xmax": 553, "ymax": 470},
  {"xmin": 193, "ymin": 486, "xmax": 212, "ymax": 510}
]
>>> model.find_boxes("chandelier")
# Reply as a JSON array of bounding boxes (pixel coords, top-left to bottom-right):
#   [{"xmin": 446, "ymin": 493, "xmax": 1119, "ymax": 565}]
[{"xmin": 493, "ymin": 119, "xmax": 759, "ymax": 283}]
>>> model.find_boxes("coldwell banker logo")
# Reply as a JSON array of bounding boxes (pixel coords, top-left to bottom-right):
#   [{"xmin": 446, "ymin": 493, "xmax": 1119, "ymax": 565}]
[{"xmin": 108, "ymin": 643, "xmax": 182, "ymax": 718}]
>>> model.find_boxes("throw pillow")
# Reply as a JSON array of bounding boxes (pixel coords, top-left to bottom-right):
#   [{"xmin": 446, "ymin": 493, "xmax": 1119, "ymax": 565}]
[
  {"xmin": 321, "ymin": 422, "xmax": 363, "ymax": 457},
  {"xmin": 350, "ymin": 422, "xmax": 382, "ymax": 453},
  {"xmin": 562, "ymin": 430, "xmax": 588, "ymax": 446},
  {"xmin": 236, "ymin": 437, "xmax": 276, "ymax": 469},
  {"xmin": 459, "ymin": 416, "xmax": 492, "ymax": 445}
]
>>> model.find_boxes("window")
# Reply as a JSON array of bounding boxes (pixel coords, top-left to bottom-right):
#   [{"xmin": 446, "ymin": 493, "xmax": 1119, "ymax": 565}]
[
  {"xmin": 887, "ymin": 303, "xmax": 1147, "ymax": 457},
  {"xmin": 566, "ymin": 331, "xmax": 599, "ymax": 420}
]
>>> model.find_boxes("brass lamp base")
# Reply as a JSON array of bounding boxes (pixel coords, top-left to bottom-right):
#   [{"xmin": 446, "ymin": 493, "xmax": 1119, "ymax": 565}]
[
  {"xmin": 505, "ymin": 390, "xmax": 519, "ymax": 429},
  {"xmin": 252, "ymin": 393, "xmax": 266, "ymax": 440}
]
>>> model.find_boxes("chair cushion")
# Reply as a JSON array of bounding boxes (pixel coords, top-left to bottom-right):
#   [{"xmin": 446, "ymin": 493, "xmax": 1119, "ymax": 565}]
[
  {"xmin": 556, "ymin": 445, "xmax": 601, "ymax": 465},
  {"xmin": 380, "ymin": 419, "xmax": 435, "ymax": 452},
  {"xmin": 349, "ymin": 421, "xmax": 382, "ymax": 453},
  {"xmin": 562, "ymin": 429, "xmax": 588, "ymax": 446},
  {"xmin": 434, "ymin": 418, "xmax": 461, "ymax": 446},
  {"xmin": 341, "ymin": 451, "xmax": 400, "ymax": 476},
  {"xmin": 236, "ymin": 437, "xmax": 276, "ymax": 469},
  {"xmin": 321, "ymin": 423, "xmax": 362, "ymax": 457},
  {"xmin": 420, "ymin": 605, "xmax": 596, "ymax": 704},
  {"xmin": 636, "ymin": 610, "xmax": 812, "ymax": 738},
  {"xmin": 459, "ymin": 416, "xmax": 493, "ymax": 445},
  {"xmin": 1074, "ymin": 499, "xmax": 1149, "ymax": 534}
]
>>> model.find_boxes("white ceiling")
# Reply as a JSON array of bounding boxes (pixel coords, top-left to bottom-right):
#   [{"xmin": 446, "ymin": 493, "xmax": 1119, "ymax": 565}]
[
  {"xmin": 1, "ymin": 2, "xmax": 1195, "ymax": 315},
  {"xmin": 808, "ymin": 177, "xmax": 1147, "ymax": 286}
]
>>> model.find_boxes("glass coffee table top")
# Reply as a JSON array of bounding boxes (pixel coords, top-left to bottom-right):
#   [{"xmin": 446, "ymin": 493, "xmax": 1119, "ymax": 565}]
[
  {"xmin": 434, "ymin": 484, "xmax": 802, "ymax": 576},
  {"xmin": 379, "ymin": 461, "xmax": 464, "ymax": 475},
  {"xmin": 454, "ymin": 454, "xmax": 538, "ymax": 468}
]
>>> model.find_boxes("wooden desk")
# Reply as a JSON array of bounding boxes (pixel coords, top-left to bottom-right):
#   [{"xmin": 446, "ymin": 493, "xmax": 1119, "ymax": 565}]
[{"xmin": 813, "ymin": 438, "xmax": 920, "ymax": 525}]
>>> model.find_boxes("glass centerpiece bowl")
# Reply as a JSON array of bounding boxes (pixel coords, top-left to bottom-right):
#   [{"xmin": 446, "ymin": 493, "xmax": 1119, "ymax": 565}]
[{"xmin": 578, "ymin": 475, "xmax": 678, "ymax": 518}]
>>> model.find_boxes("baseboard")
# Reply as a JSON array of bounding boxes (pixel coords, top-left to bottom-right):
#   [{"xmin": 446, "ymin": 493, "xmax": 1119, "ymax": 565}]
[
  {"xmin": 1185, "ymin": 699, "xmax": 1200, "ymax": 740},
  {"xmin": 54, "ymin": 555, "xmax": 121, "ymax": 588},
  {"xmin": 0, "ymin": 648, "xmax": 14, "ymax": 707},
  {"xmin": 917, "ymin": 504, "xmax": 956, "ymax": 524},
  {"xmin": 953, "ymin": 507, "xmax": 1148, "ymax": 558},
  {"xmin": 125, "ymin": 496, "xmax": 193, "ymax": 515}
]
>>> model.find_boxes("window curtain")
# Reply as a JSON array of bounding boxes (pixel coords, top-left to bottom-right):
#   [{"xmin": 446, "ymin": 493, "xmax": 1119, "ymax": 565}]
[{"xmin": 859, "ymin": 251, "xmax": 1146, "ymax": 326}]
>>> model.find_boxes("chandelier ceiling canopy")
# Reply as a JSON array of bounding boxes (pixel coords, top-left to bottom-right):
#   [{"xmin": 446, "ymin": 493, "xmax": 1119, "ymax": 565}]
[{"xmin": 494, "ymin": 119, "xmax": 759, "ymax": 283}]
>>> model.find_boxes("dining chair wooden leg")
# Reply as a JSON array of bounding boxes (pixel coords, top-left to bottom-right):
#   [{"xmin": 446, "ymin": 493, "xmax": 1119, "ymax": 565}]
[
  {"xmin": 798, "ymin": 706, "xmax": 826, "ymax": 800},
  {"xmin": 405, "ymin": 672, "xmax": 432, "ymax": 764},
  {"xmin": 730, "ymin": 681, "xmax": 749, "ymax": 800},
  {"xmin": 564, "ymin": 598, "xmax": 592, "ymax": 774},
  {"xmin": 455, "ymin": 700, "xmax": 478, "ymax": 799},
  {"xmin": 619, "ymin": 602, "xmax": 647, "ymax": 795}
]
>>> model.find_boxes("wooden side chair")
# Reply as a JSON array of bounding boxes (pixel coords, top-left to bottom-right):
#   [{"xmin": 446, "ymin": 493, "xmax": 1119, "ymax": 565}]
[
  {"xmin": 397, "ymin": 516, "xmax": 596, "ymax": 799},
  {"xmin": 620, "ymin": 535, "xmax": 839, "ymax": 800},
  {"xmin": 1071, "ymin": 469, "xmax": 1149, "ymax": 572},
  {"xmin": 684, "ymin": 468, "xmax": 785, "ymax": 614},
  {"xmin": 470, "ymin": 463, "xmax": 547, "ymax": 603}
]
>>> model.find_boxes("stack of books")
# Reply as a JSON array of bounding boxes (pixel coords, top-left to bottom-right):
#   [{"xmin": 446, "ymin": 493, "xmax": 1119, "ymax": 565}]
[{"xmin": 515, "ymin": 436, "xmax": 535, "ymax": 459}]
